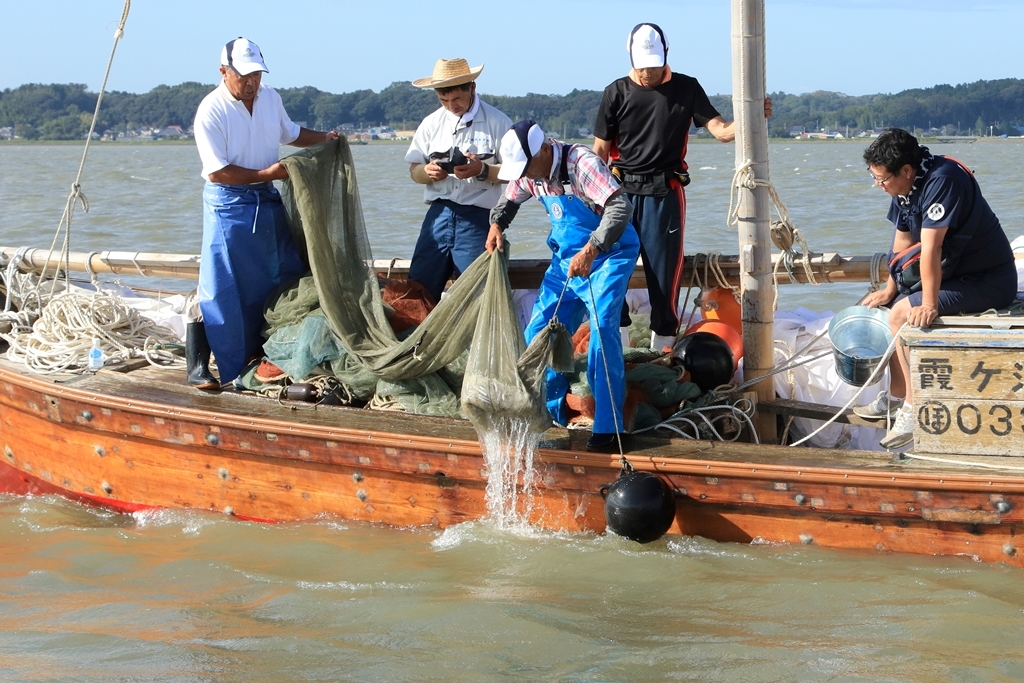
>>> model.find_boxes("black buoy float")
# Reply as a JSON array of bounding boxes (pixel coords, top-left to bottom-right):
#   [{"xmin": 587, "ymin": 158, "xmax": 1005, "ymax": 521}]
[
  {"xmin": 602, "ymin": 471, "xmax": 676, "ymax": 543},
  {"xmin": 672, "ymin": 331, "xmax": 734, "ymax": 393}
]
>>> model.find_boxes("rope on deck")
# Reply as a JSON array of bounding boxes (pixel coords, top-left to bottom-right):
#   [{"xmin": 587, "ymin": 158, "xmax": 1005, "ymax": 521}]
[
  {"xmin": 2, "ymin": 289, "xmax": 180, "ymax": 375},
  {"xmin": 0, "ymin": 2, "xmax": 182, "ymax": 376},
  {"xmin": 901, "ymin": 452, "xmax": 1024, "ymax": 472}
]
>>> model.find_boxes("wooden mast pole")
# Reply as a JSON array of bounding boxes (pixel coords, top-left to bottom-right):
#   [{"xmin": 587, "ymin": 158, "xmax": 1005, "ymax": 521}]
[{"xmin": 731, "ymin": 0, "xmax": 777, "ymax": 442}]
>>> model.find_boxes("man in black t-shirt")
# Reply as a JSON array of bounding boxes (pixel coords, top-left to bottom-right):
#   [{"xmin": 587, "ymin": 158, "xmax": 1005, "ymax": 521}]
[{"xmin": 593, "ymin": 23, "xmax": 772, "ymax": 351}]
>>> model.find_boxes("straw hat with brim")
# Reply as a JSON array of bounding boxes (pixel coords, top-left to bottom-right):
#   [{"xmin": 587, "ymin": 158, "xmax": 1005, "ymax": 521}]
[{"xmin": 412, "ymin": 58, "xmax": 484, "ymax": 89}]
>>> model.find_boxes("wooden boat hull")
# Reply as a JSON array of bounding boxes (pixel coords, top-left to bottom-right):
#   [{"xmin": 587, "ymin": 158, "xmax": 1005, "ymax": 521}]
[{"xmin": 2, "ymin": 362, "xmax": 1024, "ymax": 567}]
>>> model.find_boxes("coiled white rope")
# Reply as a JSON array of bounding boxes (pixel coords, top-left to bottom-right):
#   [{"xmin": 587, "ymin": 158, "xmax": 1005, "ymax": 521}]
[
  {"xmin": 1, "ymin": 249, "xmax": 45, "ymax": 331},
  {"xmin": 2, "ymin": 288, "xmax": 180, "ymax": 375},
  {"xmin": 634, "ymin": 395, "xmax": 760, "ymax": 444}
]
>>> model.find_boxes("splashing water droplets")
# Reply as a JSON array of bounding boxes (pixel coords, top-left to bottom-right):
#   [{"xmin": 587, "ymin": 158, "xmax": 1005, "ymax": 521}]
[{"xmin": 479, "ymin": 417, "xmax": 542, "ymax": 529}]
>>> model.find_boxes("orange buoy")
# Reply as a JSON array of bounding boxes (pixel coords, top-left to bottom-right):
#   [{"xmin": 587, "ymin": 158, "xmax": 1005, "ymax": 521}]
[
  {"xmin": 700, "ymin": 287, "xmax": 742, "ymax": 333},
  {"xmin": 682, "ymin": 319, "xmax": 743, "ymax": 372}
]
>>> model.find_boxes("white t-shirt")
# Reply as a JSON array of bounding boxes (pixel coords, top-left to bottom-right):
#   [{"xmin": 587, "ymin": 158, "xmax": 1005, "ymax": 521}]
[
  {"xmin": 404, "ymin": 97, "xmax": 512, "ymax": 210},
  {"xmin": 194, "ymin": 82, "xmax": 300, "ymax": 181}
]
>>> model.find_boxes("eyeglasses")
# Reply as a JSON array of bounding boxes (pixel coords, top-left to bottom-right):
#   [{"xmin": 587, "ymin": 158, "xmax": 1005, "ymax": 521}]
[{"xmin": 869, "ymin": 171, "xmax": 895, "ymax": 186}]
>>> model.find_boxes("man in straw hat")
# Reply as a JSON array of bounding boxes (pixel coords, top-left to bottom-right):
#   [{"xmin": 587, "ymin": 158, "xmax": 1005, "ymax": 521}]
[
  {"xmin": 193, "ymin": 37, "xmax": 338, "ymax": 390},
  {"xmin": 405, "ymin": 58, "xmax": 512, "ymax": 303},
  {"xmin": 486, "ymin": 121, "xmax": 640, "ymax": 453},
  {"xmin": 593, "ymin": 23, "xmax": 772, "ymax": 352}
]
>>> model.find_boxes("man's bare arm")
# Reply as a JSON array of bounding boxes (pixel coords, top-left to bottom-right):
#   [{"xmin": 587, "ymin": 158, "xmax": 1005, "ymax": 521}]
[
  {"xmin": 207, "ymin": 162, "xmax": 288, "ymax": 184},
  {"xmin": 291, "ymin": 128, "xmax": 339, "ymax": 148},
  {"xmin": 592, "ymin": 136, "xmax": 612, "ymax": 162},
  {"xmin": 706, "ymin": 97, "xmax": 773, "ymax": 142}
]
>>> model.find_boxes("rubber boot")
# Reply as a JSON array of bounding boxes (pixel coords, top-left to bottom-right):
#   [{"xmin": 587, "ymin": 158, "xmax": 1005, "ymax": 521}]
[
  {"xmin": 186, "ymin": 321, "xmax": 220, "ymax": 391},
  {"xmin": 620, "ymin": 326, "xmax": 632, "ymax": 348},
  {"xmin": 651, "ymin": 332, "xmax": 676, "ymax": 353}
]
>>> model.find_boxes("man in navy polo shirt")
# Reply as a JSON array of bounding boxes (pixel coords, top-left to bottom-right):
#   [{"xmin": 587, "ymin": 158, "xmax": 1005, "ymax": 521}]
[
  {"xmin": 859, "ymin": 127, "xmax": 1017, "ymax": 449},
  {"xmin": 593, "ymin": 23, "xmax": 771, "ymax": 351}
]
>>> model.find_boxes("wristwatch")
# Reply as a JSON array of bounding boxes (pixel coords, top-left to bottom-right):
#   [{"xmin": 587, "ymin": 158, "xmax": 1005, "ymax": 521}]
[{"xmin": 475, "ymin": 162, "xmax": 489, "ymax": 182}]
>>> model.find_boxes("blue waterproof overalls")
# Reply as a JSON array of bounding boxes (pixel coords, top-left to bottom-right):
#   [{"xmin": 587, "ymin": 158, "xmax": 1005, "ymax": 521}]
[
  {"xmin": 199, "ymin": 182, "xmax": 307, "ymax": 384},
  {"xmin": 522, "ymin": 165, "xmax": 640, "ymax": 434}
]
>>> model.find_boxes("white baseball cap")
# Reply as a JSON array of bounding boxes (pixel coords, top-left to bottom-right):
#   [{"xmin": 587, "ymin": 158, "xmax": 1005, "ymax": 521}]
[
  {"xmin": 220, "ymin": 37, "xmax": 269, "ymax": 76},
  {"xmin": 497, "ymin": 121, "xmax": 547, "ymax": 181},
  {"xmin": 627, "ymin": 24, "xmax": 668, "ymax": 69}
]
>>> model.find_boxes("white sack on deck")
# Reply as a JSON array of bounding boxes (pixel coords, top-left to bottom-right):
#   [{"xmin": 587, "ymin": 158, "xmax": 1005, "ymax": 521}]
[
  {"xmin": 1010, "ymin": 235, "xmax": 1024, "ymax": 296},
  {"xmin": 771, "ymin": 308, "xmax": 885, "ymax": 451}
]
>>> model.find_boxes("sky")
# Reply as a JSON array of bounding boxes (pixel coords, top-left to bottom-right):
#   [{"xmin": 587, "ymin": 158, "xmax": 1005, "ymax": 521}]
[{"xmin": 2, "ymin": 1, "xmax": 1022, "ymax": 98}]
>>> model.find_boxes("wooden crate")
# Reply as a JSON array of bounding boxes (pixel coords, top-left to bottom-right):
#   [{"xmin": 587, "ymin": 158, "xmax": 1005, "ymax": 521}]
[{"xmin": 903, "ymin": 324, "xmax": 1024, "ymax": 456}]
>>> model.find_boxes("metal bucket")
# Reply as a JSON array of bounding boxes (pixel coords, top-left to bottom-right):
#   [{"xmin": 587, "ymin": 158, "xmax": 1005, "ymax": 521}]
[{"xmin": 827, "ymin": 306, "xmax": 892, "ymax": 387}]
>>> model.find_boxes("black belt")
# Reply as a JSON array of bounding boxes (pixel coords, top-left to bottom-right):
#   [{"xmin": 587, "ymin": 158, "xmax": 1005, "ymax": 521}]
[
  {"xmin": 621, "ymin": 171, "xmax": 655, "ymax": 183},
  {"xmin": 612, "ymin": 168, "xmax": 691, "ymax": 187}
]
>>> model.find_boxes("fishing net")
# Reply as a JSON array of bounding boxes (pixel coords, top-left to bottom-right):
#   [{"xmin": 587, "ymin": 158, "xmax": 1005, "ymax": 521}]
[{"xmin": 273, "ymin": 138, "xmax": 559, "ymax": 437}]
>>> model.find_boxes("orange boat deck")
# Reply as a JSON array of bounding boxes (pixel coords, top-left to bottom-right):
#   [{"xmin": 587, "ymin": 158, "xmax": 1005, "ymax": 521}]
[{"xmin": 2, "ymin": 356, "xmax": 1024, "ymax": 567}]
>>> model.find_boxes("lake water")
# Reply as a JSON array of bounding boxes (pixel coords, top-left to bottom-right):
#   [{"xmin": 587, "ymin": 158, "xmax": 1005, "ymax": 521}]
[
  {"xmin": 3, "ymin": 140, "xmax": 1024, "ymax": 681},
  {"xmin": 5, "ymin": 138, "xmax": 1024, "ymax": 313}
]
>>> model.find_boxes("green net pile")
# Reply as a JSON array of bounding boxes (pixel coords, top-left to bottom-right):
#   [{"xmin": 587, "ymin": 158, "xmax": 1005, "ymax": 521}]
[{"xmin": 263, "ymin": 138, "xmax": 565, "ymax": 439}]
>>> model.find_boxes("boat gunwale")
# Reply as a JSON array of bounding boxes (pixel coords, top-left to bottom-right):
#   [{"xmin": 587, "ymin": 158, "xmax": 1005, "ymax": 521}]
[{"xmin": 5, "ymin": 363, "xmax": 1024, "ymax": 496}]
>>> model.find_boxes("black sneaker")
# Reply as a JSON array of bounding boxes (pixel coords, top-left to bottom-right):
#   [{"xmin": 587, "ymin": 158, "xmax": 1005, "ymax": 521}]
[{"xmin": 587, "ymin": 432, "xmax": 621, "ymax": 453}]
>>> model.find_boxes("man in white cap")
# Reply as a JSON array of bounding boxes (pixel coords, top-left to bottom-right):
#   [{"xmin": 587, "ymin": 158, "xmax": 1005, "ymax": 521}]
[
  {"xmin": 192, "ymin": 37, "xmax": 338, "ymax": 390},
  {"xmin": 593, "ymin": 23, "xmax": 772, "ymax": 351},
  {"xmin": 486, "ymin": 121, "xmax": 639, "ymax": 452},
  {"xmin": 405, "ymin": 58, "xmax": 512, "ymax": 303}
]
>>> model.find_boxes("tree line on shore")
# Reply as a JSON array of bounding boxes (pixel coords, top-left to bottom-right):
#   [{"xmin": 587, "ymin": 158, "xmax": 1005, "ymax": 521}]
[{"xmin": 2, "ymin": 78, "xmax": 1024, "ymax": 141}]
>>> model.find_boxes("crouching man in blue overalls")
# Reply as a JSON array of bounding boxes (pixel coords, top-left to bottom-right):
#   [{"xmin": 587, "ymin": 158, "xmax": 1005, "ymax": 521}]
[
  {"xmin": 485, "ymin": 121, "xmax": 639, "ymax": 452},
  {"xmin": 193, "ymin": 37, "xmax": 338, "ymax": 389}
]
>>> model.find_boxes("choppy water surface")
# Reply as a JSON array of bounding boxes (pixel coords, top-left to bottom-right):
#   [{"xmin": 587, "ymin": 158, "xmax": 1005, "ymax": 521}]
[
  {"xmin": 4, "ymin": 139, "xmax": 1024, "ymax": 315},
  {"xmin": 4, "ymin": 495, "xmax": 1024, "ymax": 682},
  {"xmin": 4, "ymin": 140, "xmax": 1024, "ymax": 681}
]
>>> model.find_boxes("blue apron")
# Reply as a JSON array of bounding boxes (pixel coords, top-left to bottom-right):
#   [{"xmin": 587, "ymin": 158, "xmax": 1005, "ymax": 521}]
[
  {"xmin": 199, "ymin": 182, "xmax": 307, "ymax": 383},
  {"xmin": 522, "ymin": 192, "xmax": 640, "ymax": 433}
]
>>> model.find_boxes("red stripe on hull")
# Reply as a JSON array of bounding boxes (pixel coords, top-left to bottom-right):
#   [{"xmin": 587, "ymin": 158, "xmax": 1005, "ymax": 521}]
[{"xmin": 0, "ymin": 458, "xmax": 155, "ymax": 514}]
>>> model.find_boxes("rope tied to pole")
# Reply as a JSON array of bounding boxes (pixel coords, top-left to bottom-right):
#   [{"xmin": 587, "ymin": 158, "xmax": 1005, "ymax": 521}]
[
  {"xmin": 729, "ymin": 159, "xmax": 825, "ymax": 311},
  {"xmin": 35, "ymin": 0, "xmax": 131, "ymax": 297},
  {"xmin": 868, "ymin": 251, "xmax": 886, "ymax": 292}
]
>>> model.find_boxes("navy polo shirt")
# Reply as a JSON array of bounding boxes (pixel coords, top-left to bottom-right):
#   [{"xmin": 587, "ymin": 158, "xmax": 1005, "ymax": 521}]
[{"xmin": 887, "ymin": 156, "xmax": 1013, "ymax": 277}]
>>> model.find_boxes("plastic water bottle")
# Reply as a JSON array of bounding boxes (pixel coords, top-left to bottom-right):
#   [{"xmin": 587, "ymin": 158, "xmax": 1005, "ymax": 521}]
[{"xmin": 87, "ymin": 338, "xmax": 104, "ymax": 372}]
